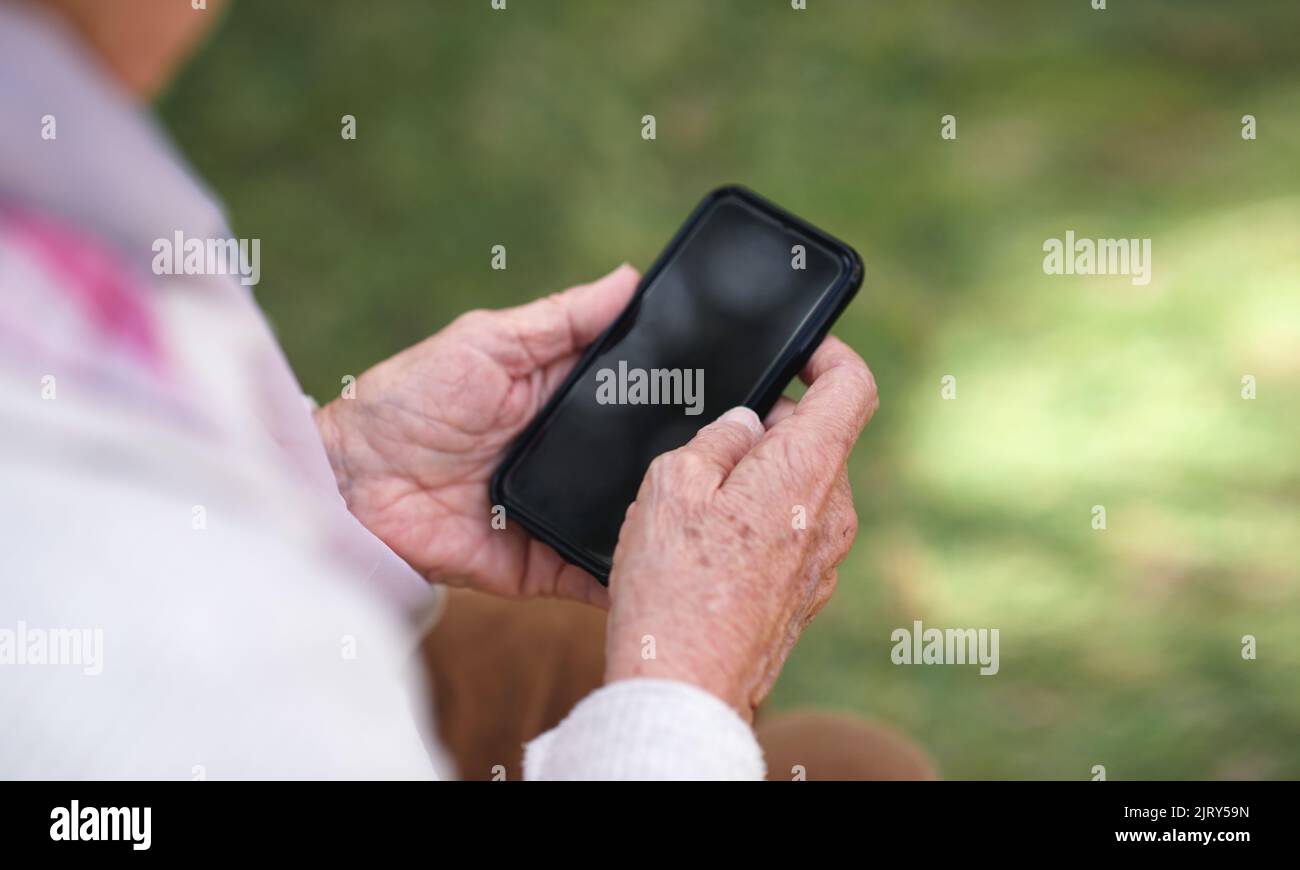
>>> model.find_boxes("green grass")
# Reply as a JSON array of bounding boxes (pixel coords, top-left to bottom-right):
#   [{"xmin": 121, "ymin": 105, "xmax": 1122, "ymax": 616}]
[{"xmin": 161, "ymin": 0, "xmax": 1300, "ymax": 779}]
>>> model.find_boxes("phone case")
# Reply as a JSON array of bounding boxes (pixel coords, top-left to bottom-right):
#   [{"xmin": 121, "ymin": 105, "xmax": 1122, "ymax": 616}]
[{"xmin": 489, "ymin": 184, "xmax": 864, "ymax": 583}]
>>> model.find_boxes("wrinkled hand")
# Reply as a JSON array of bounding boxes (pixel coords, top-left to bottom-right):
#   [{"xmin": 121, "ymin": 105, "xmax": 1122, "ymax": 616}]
[
  {"xmin": 315, "ymin": 265, "xmax": 640, "ymax": 607},
  {"xmin": 603, "ymin": 337, "xmax": 878, "ymax": 720}
]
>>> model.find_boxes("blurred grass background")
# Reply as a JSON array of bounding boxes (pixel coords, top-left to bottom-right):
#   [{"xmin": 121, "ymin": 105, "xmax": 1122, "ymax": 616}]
[{"xmin": 160, "ymin": 0, "xmax": 1300, "ymax": 779}]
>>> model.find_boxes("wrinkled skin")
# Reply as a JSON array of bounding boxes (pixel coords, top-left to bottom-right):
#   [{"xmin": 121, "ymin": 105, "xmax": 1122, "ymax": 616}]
[
  {"xmin": 316, "ymin": 265, "xmax": 878, "ymax": 716},
  {"xmin": 604, "ymin": 340, "xmax": 876, "ymax": 719},
  {"xmin": 316, "ymin": 265, "xmax": 642, "ymax": 608}
]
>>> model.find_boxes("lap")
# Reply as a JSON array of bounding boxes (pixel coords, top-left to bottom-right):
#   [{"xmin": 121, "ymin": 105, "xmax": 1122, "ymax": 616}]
[{"xmin": 420, "ymin": 588, "xmax": 937, "ymax": 781}]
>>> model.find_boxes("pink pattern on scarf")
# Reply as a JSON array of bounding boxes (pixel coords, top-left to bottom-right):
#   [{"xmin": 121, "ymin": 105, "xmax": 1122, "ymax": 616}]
[{"xmin": 1, "ymin": 204, "xmax": 162, "ymax": 370}]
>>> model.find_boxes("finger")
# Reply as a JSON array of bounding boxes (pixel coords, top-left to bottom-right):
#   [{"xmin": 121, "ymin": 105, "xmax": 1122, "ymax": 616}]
[
  {"xmin": 780, "ymin": 335, "xmax": 878, "ymax": 458},
  {"xmin": 502, "ymin": 264, "xmax": 640, "ymax": 367},
  {"xmin": 553, "ymin": 562, "xmax": 611, "ymax": 610},
  {"xmin": 670, "ymin": 406, "xmax": 765, "ymax": 490},
  {"xmin": 725, "ymin": 339, "xmax": 874, "ymax": 501},
  {"xmin": 523, "ymin": 539, "xmax": 611, "ymax": 610},
  {"xmin": 764, "ymin": 396, "xmax": 797, "ymax": 428},
  {"xmin": 829, "ymin": 472, "xmax": 857, "ymax": 562},
  {"xmin": 553, "ymin": 263, "xmax": 641, "ymax": 347},
  {"xmin": 805, "ymin": 568, "xmax": 839, "ymax": 624}
]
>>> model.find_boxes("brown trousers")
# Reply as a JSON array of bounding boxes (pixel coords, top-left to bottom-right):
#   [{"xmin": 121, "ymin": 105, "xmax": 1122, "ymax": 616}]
[{"xmin": 421, "ymin": 589, "xmax": 938, "ymax": 781}]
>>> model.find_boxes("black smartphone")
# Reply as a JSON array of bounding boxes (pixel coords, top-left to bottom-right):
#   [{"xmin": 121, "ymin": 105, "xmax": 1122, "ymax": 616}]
[{"xmin": 490, "ymin": 185, "xmax": 863, "ymax": 583}]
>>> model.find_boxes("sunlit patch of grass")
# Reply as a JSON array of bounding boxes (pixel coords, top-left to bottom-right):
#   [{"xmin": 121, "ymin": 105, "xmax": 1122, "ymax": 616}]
[{"xmin": 836, "ymin": 200, "xmax": 1300, "ymax": 776}]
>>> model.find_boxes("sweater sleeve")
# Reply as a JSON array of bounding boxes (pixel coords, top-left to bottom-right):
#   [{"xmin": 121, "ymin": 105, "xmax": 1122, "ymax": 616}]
[{"xmin": 523, "ymin": 678, "xmax": 765, "ymax": 780}]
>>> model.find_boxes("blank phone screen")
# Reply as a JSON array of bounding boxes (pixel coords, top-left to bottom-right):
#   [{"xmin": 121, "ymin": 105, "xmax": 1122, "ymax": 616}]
[{"xmin": 498, "ymin": 190, "xmax": 850, "ymax": 572}]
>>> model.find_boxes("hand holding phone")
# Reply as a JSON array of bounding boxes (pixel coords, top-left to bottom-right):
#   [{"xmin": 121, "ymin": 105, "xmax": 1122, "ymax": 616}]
[
  {"xmin": 493, "ymin": 185, "xmax": 864, "ymax": 582},
  {"xmin": 319, "ymin": 185, "xmax": 871, "ymax": 624},
  {"xmin": 604, "ymin": 334, "xmax": 877, "ymax": 718}
]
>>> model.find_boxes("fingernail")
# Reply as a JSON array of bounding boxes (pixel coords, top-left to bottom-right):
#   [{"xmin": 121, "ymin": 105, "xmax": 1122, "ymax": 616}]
[{"xmin": 719, "ymin": 406, "xmax": 763, "ymax": 436}]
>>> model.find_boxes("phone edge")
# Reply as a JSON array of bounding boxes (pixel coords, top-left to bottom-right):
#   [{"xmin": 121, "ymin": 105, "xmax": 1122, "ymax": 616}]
[{"xmin": 489, "ymin": 184, "xmax": 865, "ymax": 585}]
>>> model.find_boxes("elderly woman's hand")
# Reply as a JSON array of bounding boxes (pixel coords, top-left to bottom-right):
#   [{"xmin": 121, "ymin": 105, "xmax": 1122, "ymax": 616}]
[
  {"xmin": 316, "ymin": 261, "xmax": 878, "ymax": 705},
  {"xmin": 315, "ymin": 265, "xmax": 639, "ymax": 607},
  {"xmin": 603, "ymin": 337, "xmax": 878, "ymax": 720}
]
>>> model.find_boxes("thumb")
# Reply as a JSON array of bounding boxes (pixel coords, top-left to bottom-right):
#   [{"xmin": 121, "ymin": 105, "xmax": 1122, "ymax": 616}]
[
  {"xmin": 676, "ymin": 406, "xmax": 765, "ymax": 489},
  {"xmin": 500, "ymin": 264, "xmax": 640, "ymax": 368}
]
